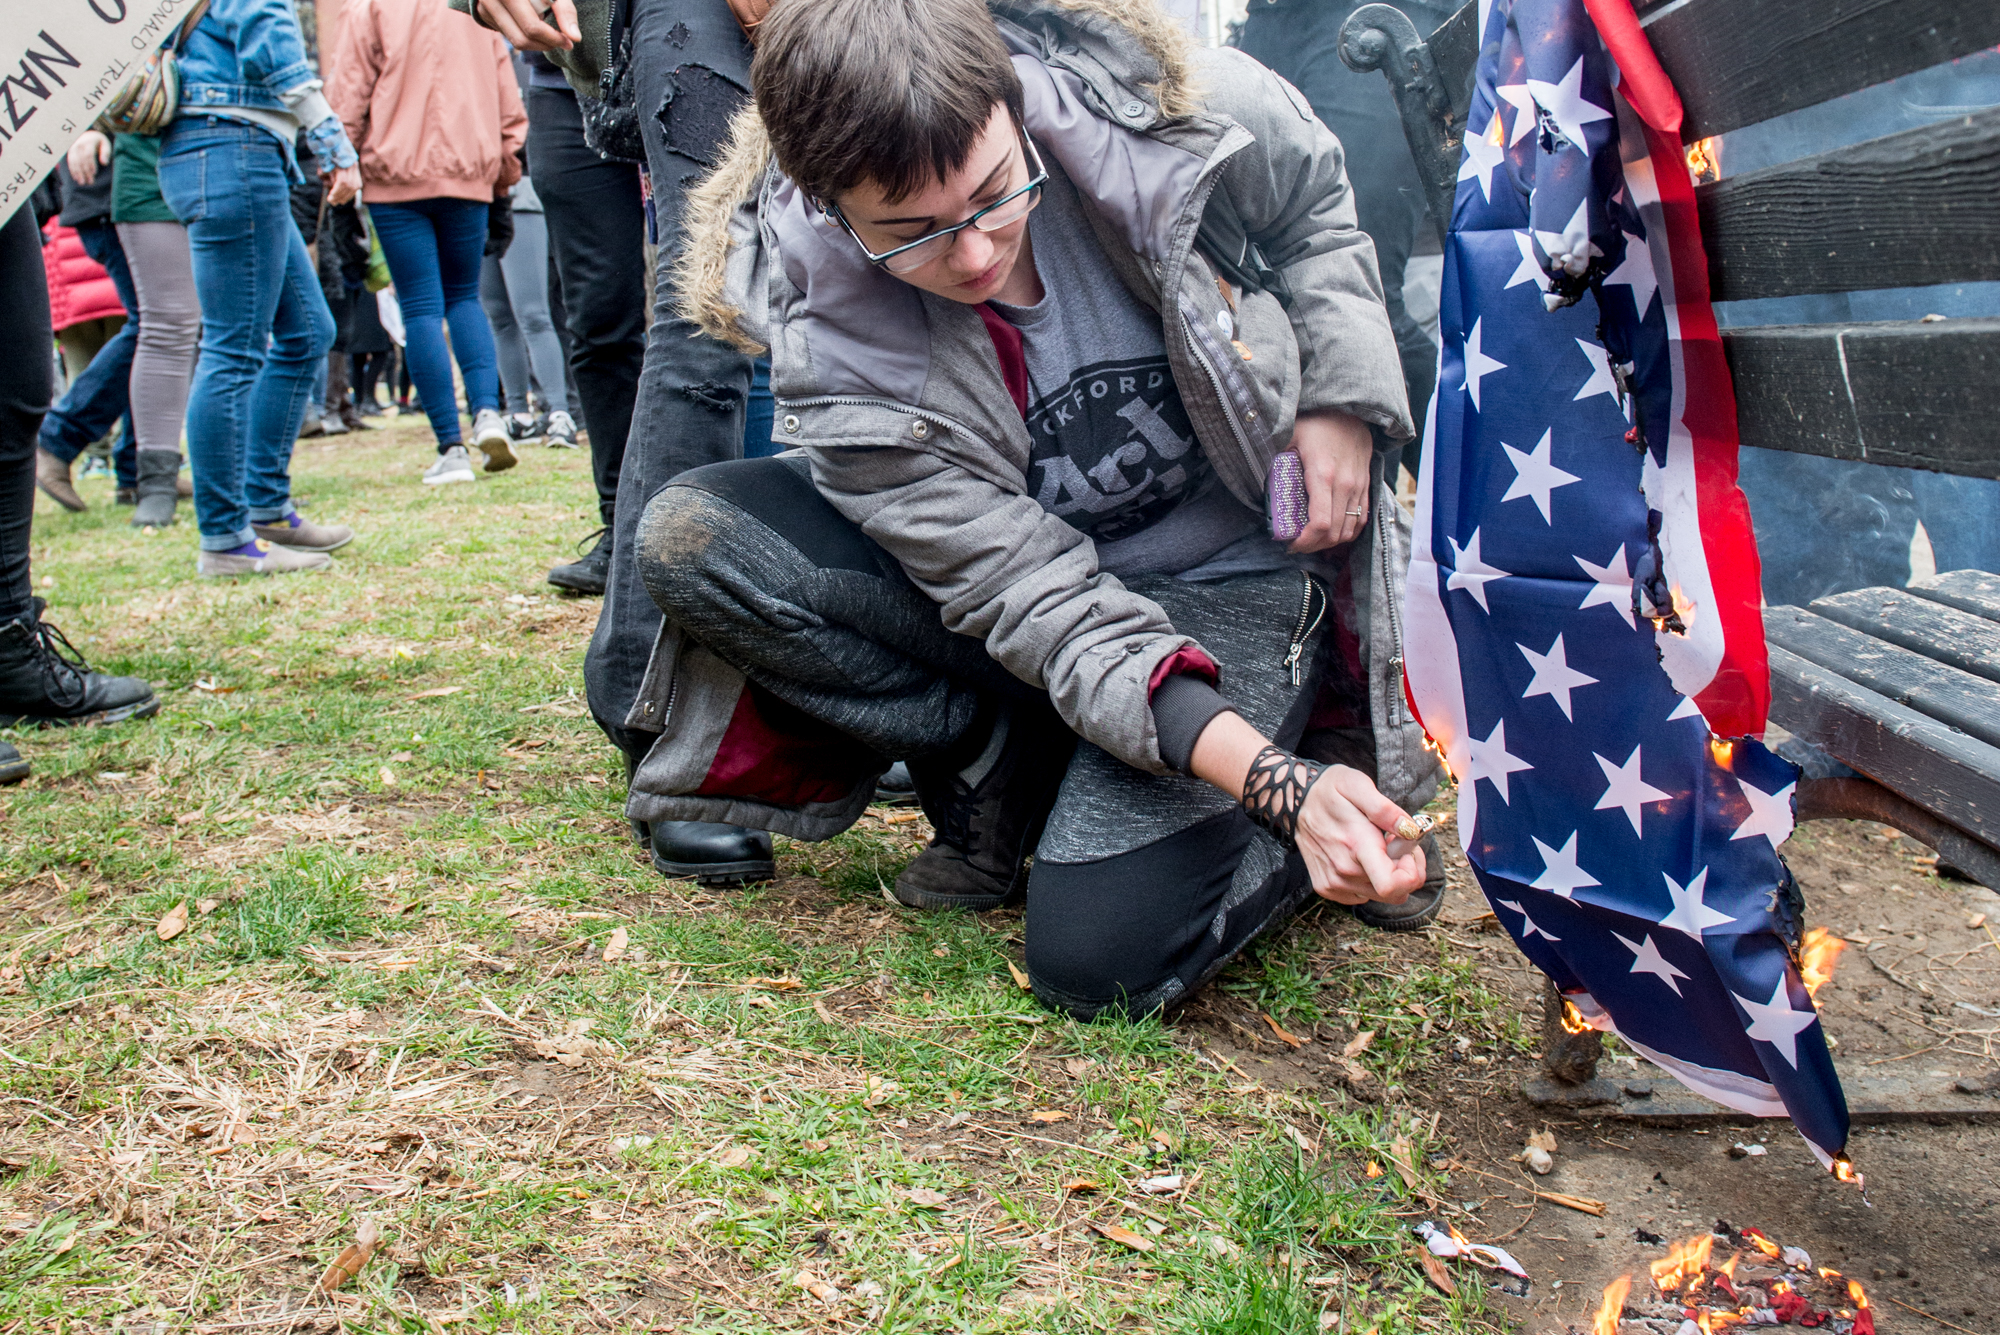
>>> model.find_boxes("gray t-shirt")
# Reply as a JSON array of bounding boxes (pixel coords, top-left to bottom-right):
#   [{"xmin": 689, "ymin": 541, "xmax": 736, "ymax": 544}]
[{"xmin": 989, "ymin": 154, "xmax": 1297, "ymax": 582}]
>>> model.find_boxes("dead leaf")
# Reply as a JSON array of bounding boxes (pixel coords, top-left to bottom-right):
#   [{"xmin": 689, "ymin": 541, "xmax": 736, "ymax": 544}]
[
  {"xmin": 791, "ymin": 1268, "xmax": 841, "ymax": 1302},
  {"xmin": 1007, "ymin": 961, "xmax": 1032, "ymax": 990},
  {"xmin": 316, "ymin": 1218, "xmax": 382, "ymax": 1293},
  {"xmin": 746, "ymin": 975, "xmax": 802, "ymax": 991},
  {"xmin": 1418, "ymin": 1249, "xmax": 1457, "ymax": 1296},
  {"xmin": 1089, "ymin": 1222, "xmax": 1156, "ymax": 1253},
  {"xmin": 1030, "ymin": 1109, "xmax": 1070, "ymax": 1123},
  {"xmin": 1532, "ymin": 1189, "xmax": 1606, "ymax": 1216},
  {"xmin": 1263, "ymin": 1013, "xmax": 1305, "ymax": 1048},
  {"xmin": 813, "ymin": 998, "xmax": 840, "ymax": 1025},
  {"xmin": 379, "ymin": 767, "xmax": 397, "ymax": 786},
  {"xmin": 862, "ymin": 1075, "xmax": 900, "ymax": 1108},
  {"xmin": 1386, "ymin": 1136, "xmax": 1420, "ymax": 1190},
  {"xmin": 601, "ymin": 927, "xmax": 628, "ymax": 964},
  {"xmin": 1285, "ymin": 1124, "xmax": 1320, "ymax": 1156},
  {"xmin": 1342, "ymin": 1029, "xmax": 1376, "ymax": 1059},
  {"xmin": 1062, "ymin": 1179, "xmax": 1102, "ymax": 1195},
  {"xmin": 905, "ymin": 1187, "xmax": 948, "ymax": 1208},
  {"xmin": 716, "ymin": 1145, "xmax": 752, "ymax": 1168},
  {"xmin": 1526, "ymin": 1127, "xmax": 1557, "ymax": 1154},
  {"xmin": 155, "ymin": 902, "xmax": 189, "ymax": 941}
]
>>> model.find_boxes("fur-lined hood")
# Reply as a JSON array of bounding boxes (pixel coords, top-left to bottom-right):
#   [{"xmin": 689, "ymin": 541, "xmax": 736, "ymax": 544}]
[{"xmin": 676, "ymin": 0, "xmax": 1203, "ymax": 354}]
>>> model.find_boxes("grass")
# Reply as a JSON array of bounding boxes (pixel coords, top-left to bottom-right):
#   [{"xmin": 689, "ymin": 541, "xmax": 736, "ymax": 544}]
[{"xmin": 0, "ymin": 418, "xmax": 1525, "ymax": 1331}]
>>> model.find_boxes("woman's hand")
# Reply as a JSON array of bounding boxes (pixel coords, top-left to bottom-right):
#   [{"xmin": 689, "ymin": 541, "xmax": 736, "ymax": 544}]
[
  {"xmin": 325, "ymin": 165, "xmax": 363, "ymax": 206},
  {"xmin": 475, "ymin": 0, "xmax": 579, "ymax": 50},
  {"xmin": 67, "ymin": 130, "xmax": 111, "ymax": 187},
  {"xmin": 1294, "ymin": 764, "xmax": 1427, "ymax": 905},
  {"xmin": 1289, "ymin": 409, "xmax": 1375, "ymax": 552}
]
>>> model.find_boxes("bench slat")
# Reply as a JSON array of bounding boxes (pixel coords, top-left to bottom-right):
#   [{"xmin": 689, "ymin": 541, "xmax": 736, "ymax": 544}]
[
  {"xmin": 1809, "ymin": 588, "xmax": 2000, "ymax": 686},
  {"xmin": 1639, "ymin": 0, "xmax": 2000, "ymax": 143},
  {"xmin": 1765, "ymin": 606, "xmax": 2000, "ymax": 751},
  {"xmin": 1698, "ymin": 109, "xmax": 2000, "ymax": 302},
  {"xmin": 1768, "ymin": 644, "xmax": 2000, "ymax": 847},
  {"xmin": 1722, "ymin": 320, "xmax": 2000, "ymax": 479},
  {"xmin": 1907, "ymin": 571, "xmax": 2000, "ymax": 624}
]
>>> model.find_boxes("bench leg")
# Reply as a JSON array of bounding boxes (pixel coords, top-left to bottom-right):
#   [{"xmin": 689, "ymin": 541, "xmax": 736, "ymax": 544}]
[{"xmin": 1540, "ymin": 979, "xmax": 1603, "ymax": 1084}]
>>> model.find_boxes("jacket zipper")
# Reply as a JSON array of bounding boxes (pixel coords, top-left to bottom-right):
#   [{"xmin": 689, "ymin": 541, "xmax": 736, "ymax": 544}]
[
  {"xmin": 1282, "ymin": 571, "xmax": 1326, "ymax": 686},
  {"xmin": 780, "ymin": 394, "xmax": 973, "ymax": 440},
  {"xmin": 1179, "ymin": 312, "xmax": 1264, "ymax": 490},
  {"xmin": 1375, "ymin": 482, "xmax": 1406, "ymax": 725}
]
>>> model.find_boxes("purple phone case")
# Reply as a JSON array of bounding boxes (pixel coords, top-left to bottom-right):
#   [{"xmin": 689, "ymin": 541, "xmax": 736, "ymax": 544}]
[{"xmin": 1268, "ymin": 449, "xmax": 1308, "ymax": 542}]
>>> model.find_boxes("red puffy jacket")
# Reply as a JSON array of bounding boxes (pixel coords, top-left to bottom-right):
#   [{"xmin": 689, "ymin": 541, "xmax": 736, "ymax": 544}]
[{"xmin": 41, "ymin": 221, "xmax": 127, "ymax": 333}]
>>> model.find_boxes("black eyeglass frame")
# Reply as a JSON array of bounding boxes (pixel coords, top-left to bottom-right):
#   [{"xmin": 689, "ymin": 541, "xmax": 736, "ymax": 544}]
[{"xmin": 819, "ymin": 129, "xmax": 1048, "ymax": 274}]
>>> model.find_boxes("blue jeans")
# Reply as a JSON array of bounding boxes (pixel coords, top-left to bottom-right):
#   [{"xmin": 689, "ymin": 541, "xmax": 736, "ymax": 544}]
[
  {"xmin": 159, "ymin": 118, "xmax": 333, "ymax": 549},
  {"xmin": 369, "ymin": 198, "xmax": 499, "ymax": 448},
  {"xmin": 39, "ymin": 222, "xmax": 139, "ymax": 490}
]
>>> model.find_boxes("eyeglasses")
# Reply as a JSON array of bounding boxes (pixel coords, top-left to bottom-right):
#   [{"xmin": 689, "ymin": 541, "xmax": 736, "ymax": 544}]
[{"xmin": 822, "ymin": 131, "xmax": 1047, "ymax": 275}]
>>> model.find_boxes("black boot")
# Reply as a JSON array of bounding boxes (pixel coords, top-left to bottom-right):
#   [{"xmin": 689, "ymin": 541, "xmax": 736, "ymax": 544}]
[
  {"xmin": 650, "ymin": 820, "xmax": 775, "ymax": 888},
  {"xmin": 0, "ymin": 602, "xmax": 160, "ymax": 728},
  {"xmin": 0, "ymin": 741, "xmax": 26, "ymax": 784},
  {"xmin": 895, "ymin": 701, "xmax": 1076, "ymax": 911},
  {"xmin": 548, "ymin": 527, "xmax": 611, "ymax": 595},
  {"xmin": 131, "ymin": 449, "xmax": 182, "ymax": 528}
]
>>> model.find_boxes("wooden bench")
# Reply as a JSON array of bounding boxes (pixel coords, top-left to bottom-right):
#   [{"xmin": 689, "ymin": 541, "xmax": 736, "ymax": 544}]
[{"xmin": 1338, "ymin": 0, "xmax": 2000, "ymax": 1118}]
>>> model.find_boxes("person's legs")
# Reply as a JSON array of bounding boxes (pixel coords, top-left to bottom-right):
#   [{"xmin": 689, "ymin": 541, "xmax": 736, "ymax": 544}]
[
  {"xmin": 78, "ymin": 224, "xmax": 142, "ymax": 493},
  {"xmin": 584, "ymin": 0, "xmax": 757, "ymax": 749},
  {"xmin": 36, "ymin": 225, "xmax": 139, "ymax": 509},
  {"xmin": 430, "ymin": 198, "xmax": 500, "ymax": 418},
  {"xmin": 529, "ymin": 84, "xmax": 645, "ymax": 529},
  {"xmin": 368, "ymin": 201, "xmax": 462, "ymax": 450},
  {"xmin": 481, "ymin": 254, "xmax": 534, "ymax": 415},
  {"xmin": 117, "ymin": 221, "xmax": 202, "ymax": 528},
  {"xmin": 245, "ymin": 220, "xmax": 337, "ymax": 527},
  {"xmin": 499, "ymin": 213, "xmax": 571, "ymax": 418}
]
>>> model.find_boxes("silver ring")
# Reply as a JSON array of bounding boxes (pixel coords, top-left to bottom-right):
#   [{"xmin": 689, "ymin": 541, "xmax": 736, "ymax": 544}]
[{"xmin": 1345, "ymin": 507, "xmax": 1366, "ymax": 517}]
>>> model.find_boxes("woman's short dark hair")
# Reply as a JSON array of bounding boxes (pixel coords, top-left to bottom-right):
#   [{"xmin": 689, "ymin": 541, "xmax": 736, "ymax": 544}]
[{"xmin": 751, "ymin": 0, "xmax": 1025, "ymax": 205}]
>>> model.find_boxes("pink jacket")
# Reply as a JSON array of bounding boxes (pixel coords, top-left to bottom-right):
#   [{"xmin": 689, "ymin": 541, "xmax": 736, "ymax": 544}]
[
  {"xmin": 41, "ymin": 222, "xmax": 126, "ymax": 333},
  {"xmin": 326, "ymin": 0, "xmax": 526, "ymax": 204}
]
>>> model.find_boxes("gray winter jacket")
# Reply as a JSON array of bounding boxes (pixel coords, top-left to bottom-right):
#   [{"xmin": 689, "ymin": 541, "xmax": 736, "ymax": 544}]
[{"xmin": 627, "ymin": 0, "xmax": 1437, "ymax": 837}]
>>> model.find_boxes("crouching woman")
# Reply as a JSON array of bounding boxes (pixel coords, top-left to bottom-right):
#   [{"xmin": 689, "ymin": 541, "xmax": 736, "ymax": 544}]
[{"xmin": 622, "ymin": 0, "xmax": 1441, "ymax": 1019}]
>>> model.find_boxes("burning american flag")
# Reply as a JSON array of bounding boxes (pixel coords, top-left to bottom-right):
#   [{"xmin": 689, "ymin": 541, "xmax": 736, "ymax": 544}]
[{"xmin": 1402, "ymin": 0, "xmax": 1855, "ymax": 1173}]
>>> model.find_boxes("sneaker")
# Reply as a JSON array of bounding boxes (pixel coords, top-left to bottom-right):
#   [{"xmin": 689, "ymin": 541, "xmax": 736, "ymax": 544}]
[
  {"xmin": 423, "ymin": 446, "xmax": 478, "ymax": 486},
  {"xmin": 35, "ymin": 449, "xmax": 86, "ymax": 513},
  {"xmin": 196, "ymin": 539, "xmax": 333, "ymax": 578},
  {"xmin": 546, "ymin": 526, "xmax": 610, "ymax": 595},
  {"xmin": 0, "ymin": 600, "xmax": 160, "ymax": 728},
  {"xmin": 1349, "ymin": 832, "xmax": 1447, "ymax": 931},
  {"xmin": 894, "ymin": 701, "xmax": 1077, "ymax": 911},
  {"xmin": 115, "ymin": 487, "xmax": 137, "ymax": 506},
  {"xmin": 0, "ymin": 741, "xmax": 26, "ymax": 784},
  {"xmin": 473, "ymin": 409, "xmax": 516, "ymax": 473},
  {"xmin": 505, "ymin": 412, "xmax": 543, "ymax": 447},
  {"xmin": 544, "ymin": 410, "xmax": 580, "ymax": 449},
  {"xmin": 318, "ymin": 414, "xmax": 349, "ymax": 437},
  {"xmin": 873, "ymin": 760, "xmax": 919, "ymax": 806},
  {"xmin": 253, "ymin": 512, "xmax": 354, "ymax": 552}
]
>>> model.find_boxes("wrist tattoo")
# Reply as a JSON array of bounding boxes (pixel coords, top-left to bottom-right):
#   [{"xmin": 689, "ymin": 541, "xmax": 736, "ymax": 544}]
[{"xmin": 1240, "ymin": 745, "xmax": 1325, "ymax": 847}]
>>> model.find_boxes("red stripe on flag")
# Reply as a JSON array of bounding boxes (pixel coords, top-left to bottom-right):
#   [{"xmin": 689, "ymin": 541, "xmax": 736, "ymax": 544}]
[
  {"xmin": 1636, "ymin": 111, "xmax": 1770, "ymax": 737},
  {"xmin": 1582, "ymin": 0, "xmax": 1683, "ymax": 136}
]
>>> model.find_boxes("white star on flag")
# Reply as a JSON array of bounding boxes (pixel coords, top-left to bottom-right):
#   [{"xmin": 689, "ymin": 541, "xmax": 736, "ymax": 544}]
[
  {"xmin": 1656, "ymin": 866, "xmax": 1736, "ymax": 939},
  {"xmin": 1594, "ymin": 745, "xmax": 1671, "ymax": 834},
  {"xmin": 1519, "ymin": 633, "xmax": 1598, "ymax": 720},
  {"xmin": 1667, "ymin": 695, "xmax": 1704, "ymax": 721},
  {"xmin": 1613, "ymin": 931, "xmax": 1691, "ymax": 995},
  {"xmin": 1467, "ymin": 718, "xmax": 1533, "ymax": 802},
  {"xmin": 1495, "ymin": 82, "xmax": 1539, "ymax": 146},
  {"xmin": 1731, "ymin": 778, "xmax": 1797, "ymax": 848},
  {"xmin": 1498, "ymin": 899, "xmax": 1560, "ymax": 941},
  {"xmin": 1530, "ymin": 831, "xmax": 1600, "ymax": 898},
  {"xmin": 1504, "ymin": 231, "xmax": 1551, "ymax": 292},
  {"xmin": 1500, "ymin": 429, "xmax": 1580, "ymax": 522},
  {"xmin": 1576, "ymin": 545, "xmax": 1636, "ymax": 629},
  {"xmin": 1462, "ymin": 318, "xmax": 1506, "ymax": 411},
  {"xmin": 1459, "ymin": 110, "xmax": 1508, "ymax": 203},
  {"xmin": 1572, "ymin": 338, "xmax": 1618, "ymax": 402},
  {"xmin": 1446, "ymin": 528, "xmax": 1512, "ymax": 612},
  {"xmin": 1524, "ymin": 55, "xmax": 1613, "ymax": 151},
  {"xmin": 1534, "ymin": 199, "xmax": 1603, "ymax": 279},
  {"xmin": 1732, "ymin": 976, "xmax": 1819, "ymax": 1068},
  {"xmin": 1604, "ymin": 231, "xmax": 1658, "ymax": 316}
]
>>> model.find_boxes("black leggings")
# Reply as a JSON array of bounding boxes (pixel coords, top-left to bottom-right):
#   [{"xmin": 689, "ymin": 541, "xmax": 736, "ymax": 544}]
[
  {"xmin": 641, "ymin": 457, "xmax": 1327, "ymax": 1019},
  {"xmin": 0, "ymin": 209, "xmax": 52, "ymax": 622}
]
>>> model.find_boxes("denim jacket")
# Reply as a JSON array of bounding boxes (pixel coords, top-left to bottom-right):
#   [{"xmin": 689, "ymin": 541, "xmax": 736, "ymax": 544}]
[{"xmin": 175, "ymin": 0, "xmax": 357, "ymax": 172}]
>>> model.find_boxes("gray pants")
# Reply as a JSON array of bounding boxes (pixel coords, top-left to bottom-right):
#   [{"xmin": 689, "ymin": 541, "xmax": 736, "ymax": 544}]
[
  {"xmin": 114, "ymin": 222, "xmax": 199, "ymax": 456},
  {"xmin": 479, "ymin": 211, "xmax": 570, "ymax": 417},
  {"xmin": 641, "ymin": 458, "xmax": 1334, "ymax": 1019}
]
